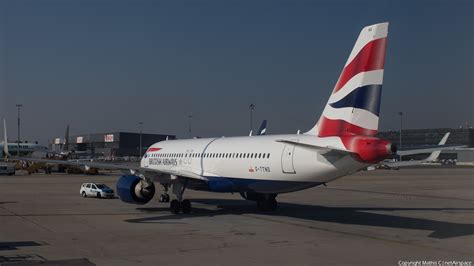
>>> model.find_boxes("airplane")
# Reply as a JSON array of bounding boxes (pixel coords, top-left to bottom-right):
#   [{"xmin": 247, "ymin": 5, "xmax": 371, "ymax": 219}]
[
  {"xmin": 1, "ymin": 119, "xmax": 48, "ymax": 157},
  {"xmin": 367, "ymin": 132, "xmax": 452, "ymax": 170},
  {"xmin": 9, "ymin": 22, "xmax": 459, "ymax": 214},
  {"xmin": 249, "ymin": 120, "xmax": 267, "ymax": 136}
]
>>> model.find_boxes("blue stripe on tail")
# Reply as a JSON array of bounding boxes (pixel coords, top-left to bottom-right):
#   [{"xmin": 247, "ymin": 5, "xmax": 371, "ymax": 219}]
[{"xmin": 329, "ymin": 85, "xmax": 382, "ymax": 116}]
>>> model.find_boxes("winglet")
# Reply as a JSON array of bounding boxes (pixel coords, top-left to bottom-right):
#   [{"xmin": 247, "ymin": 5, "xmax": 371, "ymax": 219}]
[{"xmin": 425, "ymin": 132, "xmax": 450, "ymax": 162}]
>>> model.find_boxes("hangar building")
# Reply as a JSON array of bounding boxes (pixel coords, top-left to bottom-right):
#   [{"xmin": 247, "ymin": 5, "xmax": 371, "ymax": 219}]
[{"xmin": 51, "ymin": 132, "xmax": 176, "ymax": 158}]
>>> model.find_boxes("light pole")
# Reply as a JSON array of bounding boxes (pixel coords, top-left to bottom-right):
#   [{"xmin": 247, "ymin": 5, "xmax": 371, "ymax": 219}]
[
  {"xmin": 16, "ymin": 104, "xmax": 23, "ymax": 156},
  {"xmin": 139, "ymin": 122, "xmax": 143, "ymax": 158},
  {"xmin": 188, "ymin": 115, "xmax": 193, "ymax": 138},
  {"xmin": 249, "ymin": 104, "xmax": 255, "ymax": 133},
  {"xmin": 398, "ymin": 111, "xmax": 403, "ymax": 161}
]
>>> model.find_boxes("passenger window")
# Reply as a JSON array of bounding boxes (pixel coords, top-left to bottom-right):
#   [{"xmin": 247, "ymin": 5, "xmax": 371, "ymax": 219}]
[{"xmin": 267, "ymin": 153, "xmax": 270, "ymax": 158}]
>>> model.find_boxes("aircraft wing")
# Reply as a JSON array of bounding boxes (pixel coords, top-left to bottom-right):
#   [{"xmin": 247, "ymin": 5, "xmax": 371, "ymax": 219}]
[
  {"xmin": 372, "ymin": 132, "xmax": 461, "ymax": 170},
  {"xmin": 9, "ymin": 156, "xmax": 205, "ymax": 181},
  {"xmin": 396, "ymin": 145, "xmax": 463, "ymax": 156},
  {"xmin": 382, "ymin": 160, "xmax": 428, "ymax": 168}
]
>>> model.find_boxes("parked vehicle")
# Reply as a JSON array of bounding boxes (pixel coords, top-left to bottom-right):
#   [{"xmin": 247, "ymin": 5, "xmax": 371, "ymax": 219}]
[
  {"xmin": 80, "ymin": 183, "xmax": 114, "ymax": 198},
  {"xmin": 0, "ymin": 163, "xmax": 15, "ymax": 176}
]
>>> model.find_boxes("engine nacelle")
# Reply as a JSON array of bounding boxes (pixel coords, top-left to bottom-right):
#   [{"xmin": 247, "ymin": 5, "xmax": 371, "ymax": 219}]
[
  {"xmin": 342, "ymin": 136, "xmax": 396, "ymax": 164},
  {"xmin": 116, "ymin": 175, "xmax": 155, "ymax": 205}
]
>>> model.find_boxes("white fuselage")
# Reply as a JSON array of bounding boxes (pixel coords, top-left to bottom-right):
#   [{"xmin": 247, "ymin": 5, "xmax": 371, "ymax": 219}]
[
  {"xmin": 140, "ymin": 134, "xmax": 367, "ymax": 194},
  {"xmin": 1, "ymin": 142, "xmax": 48, "ymax": 154}
]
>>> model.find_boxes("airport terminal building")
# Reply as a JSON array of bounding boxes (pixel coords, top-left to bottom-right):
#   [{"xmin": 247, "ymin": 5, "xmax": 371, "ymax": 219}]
[
  {"xmin": 377, "ymin": 127, "xmax": 474, "ymax": 163},
  {"xmin": 51, "ymin": 132, "xmax": 176, "ymax": 158}
]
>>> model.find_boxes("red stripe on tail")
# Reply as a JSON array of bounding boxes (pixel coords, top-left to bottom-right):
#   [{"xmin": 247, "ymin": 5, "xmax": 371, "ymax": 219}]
[
  {"xmin": 318, "ymin": 116, "xmax": 377, "ymax": 137},
  {"xmin": 333, "ymin": 37, "xmax": 387, "ymax": 93}
]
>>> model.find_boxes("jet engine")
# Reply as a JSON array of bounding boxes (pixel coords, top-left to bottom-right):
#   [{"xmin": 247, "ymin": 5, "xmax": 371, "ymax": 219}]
[{"xmin": 116, "ymin": 175, "xmax": 155, "ymax": 204}]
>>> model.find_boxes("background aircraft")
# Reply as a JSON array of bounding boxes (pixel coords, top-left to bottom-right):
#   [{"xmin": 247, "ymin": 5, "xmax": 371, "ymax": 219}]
[
  {"xmin": 367, "ymin": 132, "xmax": 454, "ymax": 170},
  {"xmin": 249, "ymin": 120, "xmax": 267, "ymax": 136}
]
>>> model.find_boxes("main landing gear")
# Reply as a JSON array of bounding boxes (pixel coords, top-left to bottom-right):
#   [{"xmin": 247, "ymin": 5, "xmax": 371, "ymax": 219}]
[
  {"xmin": 158, "ymin": 184, "xmax": 170, "ymax": 202},
  {"xmin": 168, "ymin": 179, "xmax": 192, "ymax": 214},
  {"xmin": 256, "ymin": 195, "xmax": 278, "ymax": 211},
  {"xmin": 240, "ymin": 192, "xmax": 278, "ymax": 211}
]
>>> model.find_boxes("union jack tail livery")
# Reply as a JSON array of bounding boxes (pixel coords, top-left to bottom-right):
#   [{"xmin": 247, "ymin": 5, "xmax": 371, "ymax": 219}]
[{"xmin": 307, "ymin": 22, "xmax": 388, "ymax": 137}]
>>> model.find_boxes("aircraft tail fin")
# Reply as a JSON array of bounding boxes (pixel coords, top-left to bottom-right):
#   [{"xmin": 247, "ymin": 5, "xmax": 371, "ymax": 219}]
[
  {"xmin": 306, "ymin": 22, "xmax": 389, "ymax": 137},
  {"xmin": 257, "ymin": 120, "xmax": 267, "ymax": 136}
]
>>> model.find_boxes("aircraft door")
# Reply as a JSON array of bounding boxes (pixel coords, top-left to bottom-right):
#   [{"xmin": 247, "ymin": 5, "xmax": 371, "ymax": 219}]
[{"xmin": 281, "ymin": 140, "xmax": 297, "ymax": 174}]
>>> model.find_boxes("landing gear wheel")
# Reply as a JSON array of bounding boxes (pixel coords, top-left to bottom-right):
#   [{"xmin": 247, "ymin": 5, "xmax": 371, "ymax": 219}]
[
  {"xmin": 181, "ymin": 199, "xmax": 192, "ymax": 214},
  {"xmin": 257, "ymin": 200, "xmax": 266, "ymax": 211},
  {"xmin": 257, "ymin": 198, "xmax": 278, "ymax": 211},
  {"xmin": 170, "ymin": 199, "xmax": 181, "ymax": 214},
  {"xmin": 82, "ymin": 191, "xmax": 87, "ymax": 198},
  {"xmin": 159, "ymin": 194, "xmax": 170, "ymax": 202},
  {"xmin": 267, "ymin": 197, "xmax": 277, "ymax": 211}
]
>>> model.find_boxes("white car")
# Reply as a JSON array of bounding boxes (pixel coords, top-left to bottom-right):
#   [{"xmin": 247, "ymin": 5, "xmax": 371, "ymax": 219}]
[
  {"xmin": 80, "ymin": 183, "xmax": 114, "ymax": 198},
  {"xmin": 0, "ymin": 163, "xmax": 15, "ymax": 176}
]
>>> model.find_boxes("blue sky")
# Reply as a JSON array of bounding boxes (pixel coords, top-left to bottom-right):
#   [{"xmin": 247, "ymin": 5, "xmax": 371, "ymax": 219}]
[{"xmin": 1, "ymin": 0, "xmax": 472, "ymax": 144}]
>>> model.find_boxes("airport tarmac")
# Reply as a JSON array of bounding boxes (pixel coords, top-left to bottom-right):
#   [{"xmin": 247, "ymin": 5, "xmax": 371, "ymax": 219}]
[{"xmin": 0, "ymin": 168, "xmax": 473, "ymax": 265}]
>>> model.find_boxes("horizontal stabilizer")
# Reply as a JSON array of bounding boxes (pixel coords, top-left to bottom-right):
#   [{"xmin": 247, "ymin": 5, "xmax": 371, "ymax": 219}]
[{"xmin": 275, "ymin": 139, "xmax": 352, "ymax": 155}]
